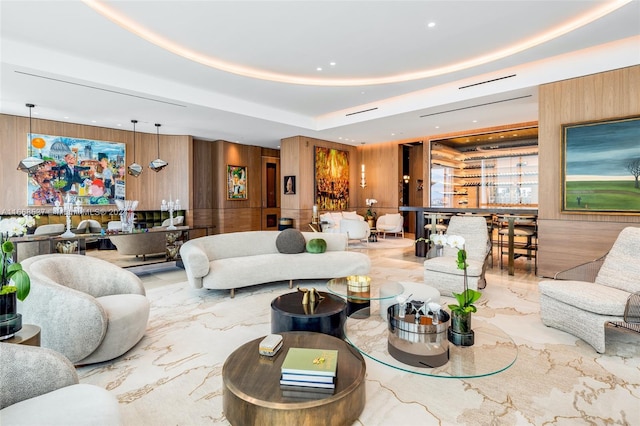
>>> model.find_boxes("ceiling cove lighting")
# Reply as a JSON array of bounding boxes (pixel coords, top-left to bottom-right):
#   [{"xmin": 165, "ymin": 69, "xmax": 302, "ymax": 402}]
[
  {"xmin": 17, "ymin": 103, "xmax": 45, "ymax": 174},
  {"xmin": 149, "ymin": 123, "xmax": 168, "ymax": 172},
  {"xmin": 82, "ymin": 0, "xmax": 631, "ymax": 86},
  {"xmin": 127, "ymin": 119, "xmax": 143, "ymax": 177}
]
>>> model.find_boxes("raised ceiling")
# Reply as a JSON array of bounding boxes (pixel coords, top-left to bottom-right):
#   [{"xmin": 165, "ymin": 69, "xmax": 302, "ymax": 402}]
[{"xmin": 1, "ymin": 1, "xmax": 638, "ymax": 148}]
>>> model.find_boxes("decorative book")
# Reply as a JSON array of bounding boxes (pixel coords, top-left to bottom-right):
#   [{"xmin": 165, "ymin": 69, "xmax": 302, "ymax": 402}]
[
  {"xmin": 280, "ymin": 373, "xmax": 335, "ymax": 384},
  {"xmin": 279, "ymin": 379, "xmax": 335, "ymax": 389},
  {"xmin": 281, "ymin": 348, "xmax": 338, "ymax": 377},
  {"xmin": 281, "ymin": 385, "xmax": 335, "ymax": 400}
]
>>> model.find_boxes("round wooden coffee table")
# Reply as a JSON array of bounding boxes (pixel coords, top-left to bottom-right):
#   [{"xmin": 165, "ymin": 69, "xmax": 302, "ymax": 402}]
[{"xmin": 223, "ymin": 331, "xmax": 366, "ymax": 425}]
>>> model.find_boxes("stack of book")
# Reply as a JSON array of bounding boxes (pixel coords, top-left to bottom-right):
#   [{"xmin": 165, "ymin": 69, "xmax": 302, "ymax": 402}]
[{"xmin": 280, "ymin": 347, "xmax": 338, "ymax": 399}]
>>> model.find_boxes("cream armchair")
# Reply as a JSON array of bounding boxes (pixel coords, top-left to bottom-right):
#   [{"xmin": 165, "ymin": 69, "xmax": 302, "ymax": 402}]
[
  {"xmin": 423, "ymin": 215, "xmax": 491, "ymax": 297},
  {"xmin": 538, "ymin": 226, "xmax": 640, "ymax": 353},
  {"xmin": 376, "ymin": 213, "xmax": 404, "ymax": 238},
  {"xmin": 340, "ymin": 218, "xmax": 371, "ymax": 246},
  {"xmin": 0, "ymin": 344, "xmax": 121, "ymax": 425},
  {"xmin": 19, "ymin": 254, "xmax": 150, "ymax": 365}
]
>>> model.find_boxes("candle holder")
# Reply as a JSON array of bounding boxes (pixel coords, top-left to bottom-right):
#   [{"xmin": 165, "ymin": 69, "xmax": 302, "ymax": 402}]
[
  {"xmin": 161, "ymin": 197, "xmax": 181, "ymax": 230},
  {"xmin": 115, "ymin": 200, "xmax": 138, "ymax": 233},
  {"xmin": 52, "ymin": 194, "xmax": 83, "ymax": 238}
]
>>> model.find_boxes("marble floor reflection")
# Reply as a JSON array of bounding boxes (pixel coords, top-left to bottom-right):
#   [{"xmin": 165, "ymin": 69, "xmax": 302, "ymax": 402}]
[{"xmin": 77, "ymin": 240, "xmax": 639, "ymax": 426}]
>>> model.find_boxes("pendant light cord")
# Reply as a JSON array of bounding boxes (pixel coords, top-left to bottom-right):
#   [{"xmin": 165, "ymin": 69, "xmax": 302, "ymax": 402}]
[
  {"xmin": 156, "ymin": 123, "xmax": 161, "ymax": 157},
  {"xmin": 131, "ymin": 119, "xmax": 138, "ymax": 161}
]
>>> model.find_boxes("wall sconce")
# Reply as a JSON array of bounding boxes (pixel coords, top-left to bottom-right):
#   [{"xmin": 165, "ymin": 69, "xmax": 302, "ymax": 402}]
[
  {"xmin": 403, "ymin": 175, "xmax": 411, "ymax": 184},
  {"xmin": 127, "ymin": 119, "xmax": 143, "ymax": 177},
  {"xmin": 149, "ymin": 123, "xmax": 168, "ymax": 172},
  {"xmin": 360, "ymin": 142, "xmax": 367, "ymax": 189},
  {"xmin": 17, "ymin": 103, "xmax": 45, "ymax": 174}
]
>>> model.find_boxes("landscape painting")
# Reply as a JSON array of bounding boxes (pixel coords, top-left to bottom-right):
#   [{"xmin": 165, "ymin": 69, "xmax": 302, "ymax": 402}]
[
  {"xmin": 562, "ymin": 116, "xmax": 640, "ymax": 213},
  {"xmin": 314, "ymin": 146, "xmax": 349, "ymax": 211}
]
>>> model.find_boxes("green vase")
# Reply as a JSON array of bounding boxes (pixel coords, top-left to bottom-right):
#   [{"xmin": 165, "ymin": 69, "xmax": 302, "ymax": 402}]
[
  {"xmin": 0, "ymin": 292, "xmax": 23, "ymax": 339},
  {"xmin": 448, "ymin": 311, "xmax": 474, "ymax": 346}
]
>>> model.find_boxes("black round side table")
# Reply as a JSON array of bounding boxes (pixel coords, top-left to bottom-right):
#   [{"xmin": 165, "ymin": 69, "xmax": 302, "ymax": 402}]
[{"xmin": 271, "ymin": 291, "xmax": 347, "ymax": 339}]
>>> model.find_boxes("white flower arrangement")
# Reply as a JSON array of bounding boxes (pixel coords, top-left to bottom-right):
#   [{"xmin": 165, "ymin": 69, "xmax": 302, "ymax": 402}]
[{"xmin": 0, "ymin": 215, "xmax": 37, "ymax": 237}]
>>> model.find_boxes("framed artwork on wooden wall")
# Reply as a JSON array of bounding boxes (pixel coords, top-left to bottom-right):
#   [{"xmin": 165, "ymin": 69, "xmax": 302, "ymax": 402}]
[
  {"xmin": 561, "ymin": 115, "xmax": 640, "ymax": 213},
  {"xmin": 26, "ymin": 133, "xmax": 126, "ymax": 206},
  {"xmin": 227, "ymin": 165, "xmax": 248, "ymax": 200},
  {"xmin": 314, "ymin": 146, "xmax": 349, "ymax": 211},
  {"xmin": 284, "ymin": 176, "xmax": 296, "ymax": 194}
]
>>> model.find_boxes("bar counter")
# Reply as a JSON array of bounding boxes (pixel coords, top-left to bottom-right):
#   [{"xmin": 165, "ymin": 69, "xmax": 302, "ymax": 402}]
[{"xmin": 400, "ymin": 206, "xmax": 538, "ymax": 275}]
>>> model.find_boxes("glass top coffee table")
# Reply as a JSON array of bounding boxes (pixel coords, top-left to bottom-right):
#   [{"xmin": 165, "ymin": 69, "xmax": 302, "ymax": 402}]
[
  {"xmin": 344, "ymin": 307, "xmax": 518, "ymax": 379},
  {"xmin": 325, "ymin": 277, "xmax": 404, "ymax": 316}
]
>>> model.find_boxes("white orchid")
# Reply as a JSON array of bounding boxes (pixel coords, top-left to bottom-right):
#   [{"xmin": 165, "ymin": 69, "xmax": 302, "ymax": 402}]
[
  {"xmin": 446, "ymin": 235, "xmax": 466, "ymax": 250},
  {"xmin": 0, "ymin": 218, "xmax": 28, "ymax": 237},
  {"xmin": 365, "ymin": 198, "xmax": 378, "ymax": 207},
  {"xmin": 429, "ymin": 233, "xmax": 447, "ymax": 246}
]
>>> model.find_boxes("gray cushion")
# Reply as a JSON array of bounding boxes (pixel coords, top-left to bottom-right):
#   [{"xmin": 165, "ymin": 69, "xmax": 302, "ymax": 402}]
[{"xmin": 276, "ymin": 228, "xmax": 306, "ymax": 254}]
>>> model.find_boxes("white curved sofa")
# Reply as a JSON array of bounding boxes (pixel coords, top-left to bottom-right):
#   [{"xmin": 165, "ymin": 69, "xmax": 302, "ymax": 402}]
[{"xmin": 179, "ymin": 231, "xmax": 371, "ymax": 297}]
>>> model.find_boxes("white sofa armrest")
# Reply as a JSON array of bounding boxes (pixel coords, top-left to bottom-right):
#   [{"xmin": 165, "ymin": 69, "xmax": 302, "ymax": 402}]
[
  {"xmin": 180, "ymin": 241, "xmax": 211, "ymax": 289},
  {"xmin": 0, "ymin": 344, "xmax": 79, "ymax": 409}
]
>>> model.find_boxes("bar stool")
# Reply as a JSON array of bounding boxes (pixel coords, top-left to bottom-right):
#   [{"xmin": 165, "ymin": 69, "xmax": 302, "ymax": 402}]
[
  {"xmin": 496, "ymin": 214, "xmax": 537, "ymax": 275},
  {"xmin": 423, "ymin": 213, "xmax": 451, "ymax": 238}
]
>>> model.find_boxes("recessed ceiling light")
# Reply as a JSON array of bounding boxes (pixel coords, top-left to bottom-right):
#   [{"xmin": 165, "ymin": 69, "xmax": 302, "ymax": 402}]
[
  {"xmin": 64, "ymin": 116, "xmax": 69, "ymax": 119},
  {"xmin": 91, "ymin": 120, "xmax": 97, "ymax": 123},
  {"xmin": 316, "ymin": 67, "xmax": 322, "ymax": 71},
  {"xmin": 472, "ymin": 120, "xmax": 477, "ymax": 123},
  {"xmin": 117, "ymin": 124, "xmax": 122, "ymax": 127},
  {"xmin": 435, "ymin": 126, "xmax": 440, "ymax": 129},
  {"xmin": 330, "ymin": 62, "xmax": 336, "ymax": 66},
  {"xmin": 427, "ymin": 22, "xmax": 436, "ymax": 28}
]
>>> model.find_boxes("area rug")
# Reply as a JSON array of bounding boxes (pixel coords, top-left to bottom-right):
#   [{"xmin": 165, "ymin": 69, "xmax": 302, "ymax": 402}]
[{"xmin": 76, "ymin": 265, "xmax": 640, "ymax": 425}]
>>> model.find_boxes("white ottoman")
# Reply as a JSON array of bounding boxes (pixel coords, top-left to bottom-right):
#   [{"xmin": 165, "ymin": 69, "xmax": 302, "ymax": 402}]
[{"xmin": 380, "ymin": 282, "xmax": 441, "ymax": 320}]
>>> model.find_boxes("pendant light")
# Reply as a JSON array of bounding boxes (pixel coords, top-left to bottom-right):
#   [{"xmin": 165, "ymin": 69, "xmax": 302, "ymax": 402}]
[
  {"xmin": 17, "ymin": 103, "xmax": 45, "ymax": 174},
  {"xmin": 127, "ymin": 119, "xmax": 143, "ymax": 177},
  {"xmin": 149, "ymin": 123, "xmax": 168, "ymax": 172}
]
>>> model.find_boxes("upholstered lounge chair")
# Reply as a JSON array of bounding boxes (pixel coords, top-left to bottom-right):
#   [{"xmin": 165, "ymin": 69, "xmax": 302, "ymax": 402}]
[
  {"xmin": 376, "ymin": 213, "xmax": 404, "ymax": 238},
  {"xmin": 538, "ymin": 226, "xmax": 640, "ymax": 353},
  {"xmin": 0, "ymin": 344, "xmax": 121, "ymax": 425},
  {"xmin": 340, "ymin": 218, "xmax": 371, "ymax": 246},
  {"xmin": 423, "ymin": 215, "xmax": 491, "ymax": 297},
  {"xmin": 19, "ymin": 254, "xmax": 150, "ymax": 365}
]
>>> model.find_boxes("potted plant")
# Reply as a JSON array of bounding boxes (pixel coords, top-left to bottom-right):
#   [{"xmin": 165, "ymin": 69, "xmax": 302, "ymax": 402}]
[
  {"xmin": 365, "ymin": 198, "xmax": 377, "ymax": 228},
  {"xmin": 442, "ymin": 235, "xmax": 482, "ymax": 346},
  {"xmin": 0, "ymin": 217, "xmax": 32, "ymax": 339}
]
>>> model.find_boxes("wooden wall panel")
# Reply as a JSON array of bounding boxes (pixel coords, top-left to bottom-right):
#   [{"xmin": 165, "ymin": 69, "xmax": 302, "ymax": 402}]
[
  {"xmin": 193, "ymin": 139, "xmax": 215, "ymax": 210},
  {"xmin": 360, "ymin": 142, "xmax": 400, "ymax": 214},
  {"xmin": 538, "ymin": 220, "xmax": 640, "ymax": 277},
  {"xmin": 537, "ymin": 65, "xmax": 640, "ymax": 276},
  {"xmin": 217, "ymin": 208, "xmax": 261, "ymax": 233},
  {"xmin": 1, "ymin": 114, "xmax": 191, "ymax": 213}
]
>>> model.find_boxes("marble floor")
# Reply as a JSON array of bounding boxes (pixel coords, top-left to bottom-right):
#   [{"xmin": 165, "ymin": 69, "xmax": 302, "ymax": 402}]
[{"xmin": 76, "ymin": 241, "xmax": 639, "ymax": 425}]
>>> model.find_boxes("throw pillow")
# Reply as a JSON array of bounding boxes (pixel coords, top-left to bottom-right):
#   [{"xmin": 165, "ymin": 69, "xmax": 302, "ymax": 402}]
[
  {"xmin": 306, "ymin": 238, "xmax": 327, "ymax": 254},
  {"xmin": 276, "ymin": 228, "xmax": 307, "ymax": 254}
]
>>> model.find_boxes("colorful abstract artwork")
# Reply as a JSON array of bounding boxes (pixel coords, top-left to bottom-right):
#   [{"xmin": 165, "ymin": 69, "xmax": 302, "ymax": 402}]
[
  {"xmin": 26, "ymin": 133, "xmax": 126, "ymax": 206},
  {"xmin": 227, "ymin": 165, "xmax": 248, "ymax": 200},
  {"xmin": 314, "ymin": 147, "xmax": 349, "ymax": 211}
]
